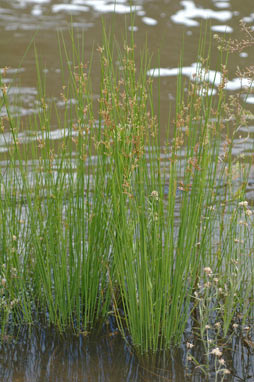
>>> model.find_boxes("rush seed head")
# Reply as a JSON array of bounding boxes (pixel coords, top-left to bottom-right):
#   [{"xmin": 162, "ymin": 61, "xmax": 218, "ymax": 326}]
[{"xmin": 211, "ymin": 348, "xmax": 222, "ymax": 357}]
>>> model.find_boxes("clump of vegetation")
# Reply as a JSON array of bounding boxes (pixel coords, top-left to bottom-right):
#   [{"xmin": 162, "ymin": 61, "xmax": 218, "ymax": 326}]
[{"xmin": 0, "ymin": 23, "xmax": 253, "ymax": 370}]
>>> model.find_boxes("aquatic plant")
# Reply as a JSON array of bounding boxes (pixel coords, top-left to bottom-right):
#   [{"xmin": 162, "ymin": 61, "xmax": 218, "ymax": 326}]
[{"xmin": 0, "ymin": 22, "xmax": 253, "ymax": 358}]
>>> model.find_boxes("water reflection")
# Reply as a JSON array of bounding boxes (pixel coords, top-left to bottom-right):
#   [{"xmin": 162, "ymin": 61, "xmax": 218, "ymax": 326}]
[
  {"xmin": 171, "ymin": 0, "xmax": 232, "ymax": 27},
  {"xmin": 0, "ymin": 325, "xmax": 254, "ymax": 381},
  {"xmin": 147, "ymin": 62, "xmax": 253, "ymax": 93},
  {"xmin": 0, "ymin": 326, "xmax": 183, "ymax": 382},
  {"xmin": 211, "ymin": 24, "xmax": 233, "ymax": 32}
]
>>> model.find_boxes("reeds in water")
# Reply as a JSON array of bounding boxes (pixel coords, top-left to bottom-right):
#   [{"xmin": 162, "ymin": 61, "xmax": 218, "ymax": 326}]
[{"xmin": 0, "ymin": 24, "xmax": 253, "ymax": 355}]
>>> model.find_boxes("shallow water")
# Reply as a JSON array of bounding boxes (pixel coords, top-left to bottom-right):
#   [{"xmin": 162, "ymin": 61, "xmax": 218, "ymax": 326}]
[
  {"xmin": 1, "ymin": 323, "xmax": 254, "ymax": 382},
  {"xmin": 1, "ymin": 1, "xmax": 254, "ymax": 381},
  {"xmin": 0, "ymin": 325, "xmax": 185, "ymax": 382}
]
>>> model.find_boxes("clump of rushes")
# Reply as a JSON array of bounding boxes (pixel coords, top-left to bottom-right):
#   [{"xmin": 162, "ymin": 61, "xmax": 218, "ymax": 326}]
[{"xmin": 0, "ymin": 22, "xmax": 253, "ymax": 358}]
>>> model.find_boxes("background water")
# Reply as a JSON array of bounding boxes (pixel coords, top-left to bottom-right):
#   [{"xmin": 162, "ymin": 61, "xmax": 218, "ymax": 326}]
[
  {"xmin": 0, "ymin": 1, "xmax": 254, "ymax": 381},
  {"xmin": 1, "ymin": 0, "xmax": 254, "ymax": 133},
  {"xmin": 1, "ymin": 1, "xmax": 254, "ymax": 157}
]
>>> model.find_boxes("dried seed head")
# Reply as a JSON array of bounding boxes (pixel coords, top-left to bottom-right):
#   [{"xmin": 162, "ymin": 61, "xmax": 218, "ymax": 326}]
[
  {"xmin": 239, "ymin": 220, "xmax": 248, "ymax": 226},
  {"xmin": 10, "ymin": 299, "xmax": 18, "ymax": 307},
  {"xmin": 150, "ymin": 190, "xmax": 159, "ymax": 200},
  {"xmin": 239, "ymin": 201, "xmax": 248, "ymax": 207},
  {"xmin": 211, "ymin": 348, "xmax": 222, "ymax": 357},
  {"xmin": 204, "ymin": 267, "xmax": 212, "ymax": 275}
]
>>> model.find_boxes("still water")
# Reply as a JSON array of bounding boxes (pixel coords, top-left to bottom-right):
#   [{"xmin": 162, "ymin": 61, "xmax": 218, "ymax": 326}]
[
  {"xmin": 0, "ymin": 325, "xmax": 189, "ymax": 382},
  {"xmin": 1, "ymin": 323, "xmax": 254, "ymax": 382},
  {"xmin": 0, "ymin": 1, "xmax": 254, "ymax": 381}
]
